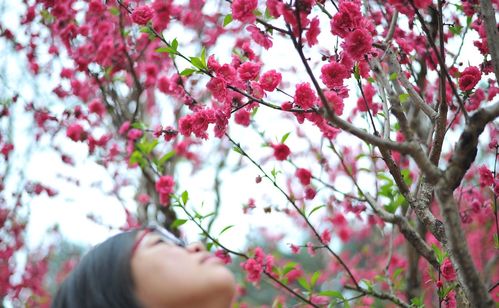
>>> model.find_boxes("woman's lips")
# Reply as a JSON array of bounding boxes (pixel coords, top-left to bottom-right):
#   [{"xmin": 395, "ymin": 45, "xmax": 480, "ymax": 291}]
[{"xmin": 200, "ymin": 254, "xmax": 221, "ymax": 264}]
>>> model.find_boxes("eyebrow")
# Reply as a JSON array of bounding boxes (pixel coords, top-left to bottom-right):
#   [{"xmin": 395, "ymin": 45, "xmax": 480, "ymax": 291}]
[{"xmin": 131, "ymin": 229, "xmax": 153, "ymax": 255}]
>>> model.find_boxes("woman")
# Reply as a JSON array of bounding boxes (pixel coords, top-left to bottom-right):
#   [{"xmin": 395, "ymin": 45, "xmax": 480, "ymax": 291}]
[{"xmin": 52, "ymin": 225, "xmax": 236, "ymax": 308}]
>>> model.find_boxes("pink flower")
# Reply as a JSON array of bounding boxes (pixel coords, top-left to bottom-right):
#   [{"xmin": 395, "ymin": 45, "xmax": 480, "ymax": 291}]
[
  {"xmin": 137, "ymin": 193, "xmax": 151, "ymax": 205},
  {"xmin": 443, "ymin": 291, "xmax": 457, "ymax": 308},
  {"xmin": 266, "ymin": 0, "xmax": 282, "ymax": 18},
  {"xmin": 235, "ymin": 109, "xmax": 251, "ymax": 126},
  {"xmin": 247, "ymin": 25, "xmax": 273, "ymax": 49},
  {"xmin": 215, "ymin": 249, "xmax": 232, "ymax": 264},
  {"xmin": 240, "ymin": 259, "xmax": 263, "ymax": 283},
  {"xmin": 294, "ymin": 82, "xmax": 317, "ymax": 109},
  {"xmin": 413, "ymin": 0, "xmax": 433, "ymax": 9},
  {"xmin": 310, "ymin": 295, "xmax": 329, "ymax": 305},
  {"xmin": 119, "ymin": 121, "xmax": 131, "ymax": 135},
  {"xmin": 156, "ymin": 175, "xmax": 174, "ymax": 194},
  {"xmin": 306, "ymin": 17, "xmax": 320, "ymax": 47},
  {"xmin": 342, "ymin": 28, "xmax": 372, "ymax": 60},
  {"xmin": 459, "ymin": 66, "xmax": 481, "ymax": 91},
  {"xmin": 191, "ymin": 110, "xmax": 214, "ymax": 139},
  {"xmin": 238, "ymin": 62, "xmax": 261, "ymax": 81},
  {"xmin": 321, "ymin": 229, "xmax": 331, "ymax": 244},
  {"xmin": 127, "ymin": 128, "xmax": 143, "ymax": 140},
  {"xmin": 155, "ymin": 175, "xmax": 175, "ymax": 205},
  {"xmin": 232, "ymin": 0, "xmax": 258, "ymax": 23},
  {"xmin": 330, "ymin": 1, "xmax": 362, "ymax": 37},
  {"xmin": 325, "ymin": 91, "xmax": 345, "ymax": 115},
  {"xmin": 478, "ymin": 165, "xmax": 494, "ymax": 187},
  {"xmin": 272, "ymin": 143, "xmax": 290, "ymax": 161},
  {"xmin": 207, "ymin": 77, "xmax": 228, "ymax": 102},
  {"xmin": 440, "ymin": 258, "xmax": 456, "ymax": 281},
  {"xmin": 285, "ymin": 267, "xmax": 303, "ymax": 283},
  {"xmin": 151, "ymin": 0, "xmax": 172, "ymax": 31},
  {"xmin": 156, "ymin": 76, "xmax": 170, "ymax": 94},
  {"xmin": 132, "ymin": 5, "xmax": 153, "ymax": 25},
  {"xmin": 296, "ymin": 168, "xmax": 312, "ymax": 185},
  {"xmin": 305, "ymin": 187, "xmax": 316, "ymax": 200},
  {"xmin": 66, "ymin": 123, "xmax": 86, "ymax": 142},
  {"xmin": 321, "ymin": 62, "xmax": 350, "ymax": 88},
  {"xmin": 1, "ymin": 143, "xmax": 14, "ymax": 160},
  {"xmin": 259, "ymin": 70, "xmax": 282, "ymax": 92},
  {"xmin": 88, "ymin": 99, "xmax": 105, "ymax": 117},
  {"xmin": 290, "ymin": 244, "xmax": 300, "ymax": 254}
]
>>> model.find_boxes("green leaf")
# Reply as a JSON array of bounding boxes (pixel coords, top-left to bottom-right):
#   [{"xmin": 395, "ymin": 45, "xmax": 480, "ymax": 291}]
[
  {"xmin": 219, "ymin": 225, "xmax": 235, "ymax": 236},
  {"xmin": 353, "ymin": 64, "xmax": 360, "ymax": 80},
  {"xmin": 389, "ymin": 72, "xmax": 398, "ymax": 81},
  {"xmin": 129, "ymin": 150, "xmax": 146, "ymax": 168},
  {"xmin": 271, "ymin": 167, "xmax": 277, "ymax": 179},
  {"xmin": 280, "ymin": 132, "xmax": 291, "ymax": 144},
  {"xmin": 171, "ymin": 38, "xmax": 178, "ymax": 51},
  {"xmin": 131, "ymin": 122, "xmax": 145, "ymax": 129},
  {"xmin": 399, "ymin": 93, "xmax": 410, "ymax": 103},
  {"xmin": 223, "ymin": 14, "xmax": 233, "ymax": 27},
  {"xmin": 171, "ymin": 219, "xmax": 187, "ymax": 229},
  {"xmin": 282, "ymin": 262, "xmax": 298, "ymax": 276},
  {"xmin": 318, "ymin": 290, "xmax": 344, "ymax": 299},
  {"xmin": 190, "ymin": 57, "xmax": 205, "ymax": 70},
  {"xmin": 308, "ymin": 205, "xmax": 325, "ymax": 218},
  {"xmin": 401, "ymin": 169, "xmax": 413, "ymax": 186},
  {"xmin": 109, "ymin": 7, "xmax": 120, "ymax": 16},
  {"xmin": 432, "ymin": 244, "xmax": 447, "ymax": 264},
  {"xmin": 367, "ymin": 77, "xmax": 375, "ymax": 83},
  {"xmin": 180, "ymin": 68, "xmax": 197, "ymax": 76},
  {"xmin": 137, "ymin": 138, "xmax": 158, "ymax": 155},
  {"xmin": 297, "ymin": 277, "xmax": 310, "ymax": 291},
  {"xmin": 201, "ymin": 47, "xmax": 206, "ymax": 66},
  {"xmin": 233, "ymin": 146, "xmax": 243, "ymax": 155},
  {"xmin": 310, "ymin": 271, "xmax": 320, "ymax": 288},
  {"xmin": 156, "ymin": 46, "xmax": 177, "ymax": 54},
  {"xmin": 181, "ymin": 190, "xmax": 189, "ymax": 205},
  {"xmin": 251, "ymin": 106, "xmax": 259, "ymax": 117},
  {"xmin": 159, "ymin": 150, "xmax": 175, "ymax": 165},
  {"xmin": 410, "ymin": 296, "xmax": 424, "ymax": 308},
  {"xmin": 449, "ymin": 25, "xmax": 463, "ymax": 36}
]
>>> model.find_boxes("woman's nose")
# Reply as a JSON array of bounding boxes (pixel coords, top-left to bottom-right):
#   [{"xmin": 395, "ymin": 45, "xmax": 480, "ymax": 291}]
[{"xmin": 186, "ymin": 242, "xmax": 205, "ymax": 253}]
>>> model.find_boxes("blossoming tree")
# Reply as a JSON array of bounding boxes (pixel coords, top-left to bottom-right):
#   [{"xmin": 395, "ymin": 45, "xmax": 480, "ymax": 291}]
[{"xmin": 0, "ymin": 0, "xmax": 498, "ymax": 307}]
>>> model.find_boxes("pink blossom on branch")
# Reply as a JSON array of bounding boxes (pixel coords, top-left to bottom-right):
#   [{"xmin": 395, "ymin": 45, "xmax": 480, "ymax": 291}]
[
  {"xmin": 459, "ymin": 66, "xmax": 481, "ymax": 92},
  {"xmin": 342, "ymin": 28, "xmax": 373, "ymax": 61},
  {"xmin": 246, "ymin": 25, "xmax": 273, "ymax": 49},
  {"xmin": 238, "ymin": 61, "xmax": 261, "ymax": 81},
  {"xmin": 155, "ymin": 175, "xmax": 175, "ymax": 206},
  {"xmin": 330, "ymin": 1, "xmax": 363, "ymax": 37},
  {"xmin": 232, "ymin": 0, "xmax": 258, "ymax": 24},
  {"xmin": 259, "ymin": 70, "xmax": 282, "ymax": 92},
  {"xmin": 66, "ymin": 123, "xmax": 86, "ymax": 142},
  {"xmin": 306, "ymin": 17, "xmax": 320, "ymax": 47},
  {"xmin": 440, "ymin": 258, "xmax": 456, "ymax": 281},
  {"xmin": 295, "ymin": 168, "xmax": 312, "ymax": 185},
  {"xmin": 131, "ymin": 5, "xmax": 153, "ymax": 25},
  {"xmin": 294, "ymin": 82, "xmax": 317, "ymax": 109},
  {"xmin": 321, "ymin": 61, "xmax": 351, "ymax": 88},
  {"xmin": 272, "ymin": 143, "xmax": 291, "ymax": 161}
]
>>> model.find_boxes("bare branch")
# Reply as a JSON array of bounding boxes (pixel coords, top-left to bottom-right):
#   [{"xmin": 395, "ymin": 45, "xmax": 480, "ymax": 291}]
[
  {"xmin": 444, "ymin": 101, "xmax": 499, "ymax": 190},
  {"xmin": 480, "ymin": 0, "xmax": 499, "ymax": 81}
]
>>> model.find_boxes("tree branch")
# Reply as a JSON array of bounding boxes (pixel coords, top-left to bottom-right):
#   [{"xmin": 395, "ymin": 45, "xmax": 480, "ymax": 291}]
[{"xmin": 480, "ymin": 0, "xmax": 499, "ymax": 81}]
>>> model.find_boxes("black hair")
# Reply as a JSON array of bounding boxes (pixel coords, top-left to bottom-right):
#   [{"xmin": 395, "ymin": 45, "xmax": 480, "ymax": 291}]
[{"xmin": 51, "ymin": 230, "xmax": 143, "ymax": 308}]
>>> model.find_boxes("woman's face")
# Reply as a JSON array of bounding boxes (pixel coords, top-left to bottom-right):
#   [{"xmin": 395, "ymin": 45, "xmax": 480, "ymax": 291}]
[{"xmin": 131, "ymin": 229, "xmax": 236, "ymax": 308}]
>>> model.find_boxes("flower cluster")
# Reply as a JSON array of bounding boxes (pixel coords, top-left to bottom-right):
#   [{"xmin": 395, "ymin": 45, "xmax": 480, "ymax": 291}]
[
  {"xmin": 155, "ymin": 175, "xmax": 175, "ymax": 206},
  {"xmin": 240, "ymin": 247, "xmax": 274, "ymax": 283}
]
